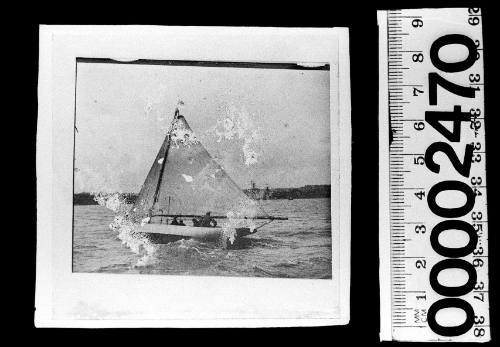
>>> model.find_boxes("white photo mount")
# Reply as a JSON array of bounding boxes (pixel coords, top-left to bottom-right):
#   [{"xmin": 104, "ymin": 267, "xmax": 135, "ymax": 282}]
[{"xmin": 36, "ymin": 26, "xmax": 351, "ymax": 327}]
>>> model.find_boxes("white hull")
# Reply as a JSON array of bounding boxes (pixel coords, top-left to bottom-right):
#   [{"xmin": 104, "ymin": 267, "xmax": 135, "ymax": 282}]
[{"xmin": 135, "ymin": 223, "xmax": 253, "ymax": 244}]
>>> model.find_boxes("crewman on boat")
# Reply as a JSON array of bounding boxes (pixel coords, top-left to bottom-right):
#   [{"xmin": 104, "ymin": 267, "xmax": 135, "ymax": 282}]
[
  {"xmin": 192, "ymin": 217, "xmax": 201, "ymax": 227},
  {"xmin": 178, "ymin": 219, "xmax": 186, "ymax": 226},
  {"xmin": 201, "ymin": 212, "xmax": 217, "ymax": 227},
  {"xmin": 171, "ymin": 216, "xmax": 180, "ymax": 225}
]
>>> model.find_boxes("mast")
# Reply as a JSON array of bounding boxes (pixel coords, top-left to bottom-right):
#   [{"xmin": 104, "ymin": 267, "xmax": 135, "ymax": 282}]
[{"xmin": 151, "ymin": 108, "xmax": 179, "ymax": 209}]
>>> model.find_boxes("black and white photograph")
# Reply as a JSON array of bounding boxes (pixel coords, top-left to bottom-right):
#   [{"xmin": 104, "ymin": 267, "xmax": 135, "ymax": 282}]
[
  {"xmin": 35, "ymin": 26, "xmax": 351, "ymax": 327},
  {"xmin": 29, "ymin": 3, "xmax": 497, "ymax": 341},
  {"xmin": 73, "ymin": 59, "xmax": 333, "ymax": 279}
]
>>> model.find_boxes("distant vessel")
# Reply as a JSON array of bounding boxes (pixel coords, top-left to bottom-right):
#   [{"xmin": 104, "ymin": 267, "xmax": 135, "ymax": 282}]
[
  {"xmin": 129, "ymin": 107, "xmax": 286, "ymax": 245},
  {"xmin": 247, "ymin": 181, "xmax": 271, "ymax": 200}
]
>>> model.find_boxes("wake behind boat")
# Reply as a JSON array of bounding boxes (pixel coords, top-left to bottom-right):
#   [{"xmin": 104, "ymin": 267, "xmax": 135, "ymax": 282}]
[{"xmin": 128, "ymin": 106, "xmax": 286, "ymax": 246}]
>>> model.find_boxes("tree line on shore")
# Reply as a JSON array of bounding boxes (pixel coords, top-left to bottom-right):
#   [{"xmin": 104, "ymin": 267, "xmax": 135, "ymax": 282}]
[{"xmin": 73, "ymin": 185, "xmax": 331, "ymax": 205}]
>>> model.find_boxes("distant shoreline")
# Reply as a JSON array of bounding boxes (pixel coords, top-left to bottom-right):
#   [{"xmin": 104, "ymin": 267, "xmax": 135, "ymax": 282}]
[{"xmin": 73, "ymin": 184, "xmax": 331, "ymax": 205}]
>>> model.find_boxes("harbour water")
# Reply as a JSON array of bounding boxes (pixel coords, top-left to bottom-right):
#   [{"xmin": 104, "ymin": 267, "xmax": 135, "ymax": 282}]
[{"xmin": 73, "ymin": 198, "xmax": 332, "ymax": 279}]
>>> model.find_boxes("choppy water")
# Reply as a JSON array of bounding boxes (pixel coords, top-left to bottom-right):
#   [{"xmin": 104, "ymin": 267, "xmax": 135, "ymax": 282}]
[{"xmin": 73, "ymin": 198, "xmax": 332, "ymax": 279}]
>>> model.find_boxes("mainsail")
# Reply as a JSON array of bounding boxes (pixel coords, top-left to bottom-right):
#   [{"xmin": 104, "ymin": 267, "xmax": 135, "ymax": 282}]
[{"xmin": 132, "ymin": 108, "xmax": 267, "ymax": 221}]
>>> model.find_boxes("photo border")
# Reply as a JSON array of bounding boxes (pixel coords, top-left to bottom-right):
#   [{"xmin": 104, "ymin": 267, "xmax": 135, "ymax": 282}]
[
  {"xmin": 36, "ymin": 25, "xmax": 351, "ymax": 327},
  {"xmin": 71, "ymin": 57, "xmax": 332, "ymax": 275}
]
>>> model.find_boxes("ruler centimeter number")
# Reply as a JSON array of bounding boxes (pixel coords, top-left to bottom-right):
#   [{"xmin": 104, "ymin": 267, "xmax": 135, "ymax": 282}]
[{"xmin": 379, "ymin": 8, "xmax": 490, "ymax": 342}]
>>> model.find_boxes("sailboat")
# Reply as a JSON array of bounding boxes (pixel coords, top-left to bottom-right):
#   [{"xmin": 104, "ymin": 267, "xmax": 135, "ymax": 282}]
[{"xmin": 129, "ymin": 107, "xmax": 286, "ymax": 245}]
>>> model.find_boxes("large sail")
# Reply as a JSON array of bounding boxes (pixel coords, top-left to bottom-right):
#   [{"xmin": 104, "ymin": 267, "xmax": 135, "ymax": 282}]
[{"xmin": 132, "ymin": 111, "xmax": 266, "ymax": 220}]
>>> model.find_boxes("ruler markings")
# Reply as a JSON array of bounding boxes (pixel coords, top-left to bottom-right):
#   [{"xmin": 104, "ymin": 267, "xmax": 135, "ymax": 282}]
[{"xmin": 380, "ymin": 8, "xmax": 489, "ymax": 342}]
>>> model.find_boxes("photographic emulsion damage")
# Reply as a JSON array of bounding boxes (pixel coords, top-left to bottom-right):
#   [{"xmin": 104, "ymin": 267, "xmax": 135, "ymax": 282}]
[
  {"xmin": 36, "ymin": 26, "xmax": 351, "ymax": 327},
  {"xmin": 73, "ymin": 59, "xmax": 332, "ymax": 279}
]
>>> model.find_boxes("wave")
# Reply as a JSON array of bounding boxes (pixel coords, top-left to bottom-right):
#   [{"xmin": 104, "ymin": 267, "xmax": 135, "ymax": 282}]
[
  {"xmin": 252, "ymin": 266, "xmax": 276, "ymax": 277},
  {"xmin": 97, "ymin": 263, "xmax": 133, "ymax": 272},
  {"xmin": 275, "ymin": 260, "xmax": 304, "ymax": 268},
  {"xmin": 108, "ymin": 214, "xmax": 159, "ymax": 268},
  {"xmin": 73, "ymin": 244, "xmax": 100, "ymax": 250},
  {"xmin": 252, "ymin": 266, "xmax": 292, "ymax": 278},
  {"xmin": 308, "ymin": 255, "xmax": 331, "ymax": 264},
  {"xmin": 281, "ymin": 227, "xmax": 331, "ymax": 237}
]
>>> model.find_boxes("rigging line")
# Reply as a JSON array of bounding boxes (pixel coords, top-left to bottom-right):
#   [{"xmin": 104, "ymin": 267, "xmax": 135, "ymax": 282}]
[{"xmin": 254, "ymin": 219, "xmax": 274, "ymax": 230}]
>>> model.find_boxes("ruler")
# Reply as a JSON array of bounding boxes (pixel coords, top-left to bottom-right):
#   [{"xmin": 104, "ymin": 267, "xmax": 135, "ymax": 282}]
[{"xmin": 379, "ymin": 8, "xmax": 490, "ymax": 342}]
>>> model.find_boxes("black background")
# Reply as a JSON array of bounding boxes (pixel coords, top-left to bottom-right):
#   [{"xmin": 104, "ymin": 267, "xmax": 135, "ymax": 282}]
[{"xmin": 22, "ymin": 0, "xmax": 497, "ymax": 344}]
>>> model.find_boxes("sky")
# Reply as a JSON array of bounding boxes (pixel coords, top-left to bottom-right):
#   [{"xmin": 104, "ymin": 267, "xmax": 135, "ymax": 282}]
[{"xmin": 74, "ymin": 62, "xmax": 331, "ymax": 193}]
